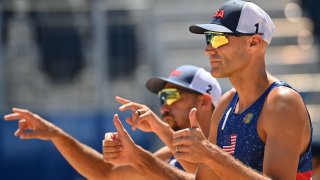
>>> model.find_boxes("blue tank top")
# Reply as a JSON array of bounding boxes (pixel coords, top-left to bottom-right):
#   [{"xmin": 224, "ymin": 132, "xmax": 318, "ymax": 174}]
[
  {"xmin": 169, "ymin": 156, "xmax": 184, "ymax": 170},
  {"xmin": 216, "ymin": 81, "xmax": 312, "ymax": 179}
]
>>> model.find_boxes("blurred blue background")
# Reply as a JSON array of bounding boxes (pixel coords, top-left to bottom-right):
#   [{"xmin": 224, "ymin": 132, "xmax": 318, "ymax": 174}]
[
  {"xmin": 0, "ymin": 111, "xmax": 159, "ymax": 179},
  {"xmin": 0, "ymin": 0, "xmax": 319, "ymax": 179}
]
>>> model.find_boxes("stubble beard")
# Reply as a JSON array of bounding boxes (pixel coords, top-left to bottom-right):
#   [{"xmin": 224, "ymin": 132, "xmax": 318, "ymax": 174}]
[{"xmin": 162, "ymin": 112, "xmax": 181, "ymax": 131}]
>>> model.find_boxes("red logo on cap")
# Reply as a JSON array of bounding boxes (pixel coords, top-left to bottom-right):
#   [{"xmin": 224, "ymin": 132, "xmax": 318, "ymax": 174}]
[
  {"xmin": 169, "ymin": 70, "xmax": 181, "ymax": 77},
  {"xmin": 213, "ymin": 10, "xmax": 224, "ymax": 18}
]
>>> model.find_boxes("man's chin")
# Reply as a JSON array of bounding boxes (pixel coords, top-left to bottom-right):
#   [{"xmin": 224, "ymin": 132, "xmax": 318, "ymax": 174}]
[
  {"xmin": 162, "ymin": 116, "xmax": 180, "ymax": 131},
  {"xmin": 165, "ymin": 121, "xmax": 178, "ymax": 131}
]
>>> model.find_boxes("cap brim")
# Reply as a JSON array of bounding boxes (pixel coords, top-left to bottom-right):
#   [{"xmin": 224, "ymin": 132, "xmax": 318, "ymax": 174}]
[
  {"xmin": 146, "ymin": 77, "xmax": 193, "ymax": 94},
  {"xmin": 189, "ymin": 24, "xmax": 233, "ymax": 34}
]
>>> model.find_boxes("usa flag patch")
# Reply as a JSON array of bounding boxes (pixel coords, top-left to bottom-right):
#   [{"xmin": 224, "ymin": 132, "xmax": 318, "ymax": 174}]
[{"xmin": 223, "ymin": 134, "xmax": 237, "ymax": 155}]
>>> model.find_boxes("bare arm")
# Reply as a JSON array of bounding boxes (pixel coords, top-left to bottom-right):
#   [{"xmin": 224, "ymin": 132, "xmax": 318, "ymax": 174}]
[
  {"xmin": 259, "ymin": 87, "xmax": 311, "ymax": 179},
  {"xmin": 196, "ymin": 142, "xmax": 268, "ymax": 180},
  {"xmin": 51, "ymin": 127, "xmax": 114, "ymax": 179},
  {"xmin": 132, "ymin": 147, "xmax": 195, "ymax": 180},
  {"xmin": 3, "ymin": 108, "xmax": 144, "ymax": 180}
]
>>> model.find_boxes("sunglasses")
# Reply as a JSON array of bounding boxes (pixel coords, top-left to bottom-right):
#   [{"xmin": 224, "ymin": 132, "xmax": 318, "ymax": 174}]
[
  {"xmin": 205, "ymin": 31, "xmax": 263, "ymax": 48},
  {"xmin": 205, "ymin": 32, "xmax": 235, "ymax": 48},
  {"xmin": 158, "ymin": 88, "xmax": 201, "ymax": 106}
]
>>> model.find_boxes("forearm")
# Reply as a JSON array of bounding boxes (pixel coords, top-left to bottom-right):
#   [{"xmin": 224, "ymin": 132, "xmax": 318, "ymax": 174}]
[
  {"xmin": 200, "ymin": 144, "xmax": 269, "ymax": 180},
  {"xmin": 51, "ymin": 128, "xmax": 113, "ymax": 179},
  {"xmin": 132, "ymin": 146, "xmax": 194, "ymax": 180},
  {"xmin": 154, "ymin": 123, "xmax": 175, "ymax": 150}
]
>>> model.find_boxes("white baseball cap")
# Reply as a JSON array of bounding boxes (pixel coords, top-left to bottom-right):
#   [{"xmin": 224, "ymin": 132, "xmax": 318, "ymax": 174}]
[
  {"xmin": 146, "ymin": 65, "xmax": 222, "ymax": 107},
  {"xmin": 189, "ymin": 0, "xmax": 275, "ymax": 44}
]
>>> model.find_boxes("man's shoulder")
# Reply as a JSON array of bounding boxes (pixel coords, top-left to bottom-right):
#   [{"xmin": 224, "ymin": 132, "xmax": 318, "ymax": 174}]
[
  {"xmin": 266, "ymin": 85, "xmax": 304, "ymax": 108},
  {"xmin": 260, "ymin": 85, "xmax": 309, "ymax": 131}
]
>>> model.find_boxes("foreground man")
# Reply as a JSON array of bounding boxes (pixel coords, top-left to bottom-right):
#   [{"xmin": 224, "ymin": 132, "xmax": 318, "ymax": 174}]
[{"xmin": 172, "ymin": 0, "xmax": 313, "ymax": 179}]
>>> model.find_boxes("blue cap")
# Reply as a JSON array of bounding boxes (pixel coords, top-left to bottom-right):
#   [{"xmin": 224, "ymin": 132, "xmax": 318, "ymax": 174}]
[
  {"xmin": 189, "ymin": 0, "xmax": 275, "ymax": 44},
  {"xmin": 146, "ymin": 65, "xmax": 222, "ymax": 107}
]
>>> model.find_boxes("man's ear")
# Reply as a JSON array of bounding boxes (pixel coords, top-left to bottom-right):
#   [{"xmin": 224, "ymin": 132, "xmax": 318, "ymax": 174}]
[
  {"xmin": 247, "ymin": 35, "xmax": 263, "ymax": 55},
  {"xmin": 249, "ymin": 35, "xmax": 262, "ymax": 47},
  {"xmin": 199, "ymin": 94, "xmax": 212, "ymax": 109}
]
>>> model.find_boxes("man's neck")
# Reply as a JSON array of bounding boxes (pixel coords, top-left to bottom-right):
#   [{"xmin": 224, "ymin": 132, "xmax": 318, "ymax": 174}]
[{"xmin": 230, "ymin": 71, "xmax": 273, "ymax": 113}]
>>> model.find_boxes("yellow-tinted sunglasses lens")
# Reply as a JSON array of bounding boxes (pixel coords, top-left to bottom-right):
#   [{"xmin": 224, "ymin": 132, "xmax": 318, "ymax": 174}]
[
  {"xmin": 158, "ymin": 88, "xmax": 181, "ymax": 106},
  {"xmin": 205, "ymin": 32, "xmax": 229, "ymax": 48}
]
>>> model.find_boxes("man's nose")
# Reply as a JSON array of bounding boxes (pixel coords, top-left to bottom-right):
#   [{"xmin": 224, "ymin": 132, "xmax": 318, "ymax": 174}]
[
  {"xmin": 160, "ymin": 103, "xmax": 171, "ymax": 114},
  {"xmin": 204, "ymin": 45, "xmax": 217, "ymax": 56}
]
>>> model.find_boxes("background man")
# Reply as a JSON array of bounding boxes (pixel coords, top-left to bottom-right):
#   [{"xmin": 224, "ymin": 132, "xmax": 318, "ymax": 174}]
[{"xmin": 4, "ymin": 65, "xmax": 221, "ymax": 179}]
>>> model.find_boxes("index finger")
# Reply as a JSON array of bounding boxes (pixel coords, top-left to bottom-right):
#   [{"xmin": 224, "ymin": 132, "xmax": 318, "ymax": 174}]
[
  {"xmin": 119, "ymin": 102, "xmax": 141, "ymax": 112},
  {"xmin": 3, "ymin": 113, "xmax": 23, "ymax": 121},
  {"xmin": 5, "ymin": 108, "xmax": 37, "ymax": 121},
  {"xmin": 115, "ymin": 96, "xmax": 131, "ymax": 105}
]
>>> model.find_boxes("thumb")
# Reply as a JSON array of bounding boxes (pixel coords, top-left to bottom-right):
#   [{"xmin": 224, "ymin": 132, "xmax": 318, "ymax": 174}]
[
  {"xmin": 189, "ymin": 108, "xmax": 200, "ymax": 129},
  {"xmin": 113, "ymin": 114, "xmax": 132, "ymax": 142}
]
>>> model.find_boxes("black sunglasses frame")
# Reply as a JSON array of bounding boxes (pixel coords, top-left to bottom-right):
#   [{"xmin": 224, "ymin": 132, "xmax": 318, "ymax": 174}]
[
  {"xmin": 204, "ymin": 32, "xmax": 264, "ymax": 46},
  {"xmin": 158, "ymin": 88, "xmax": 202, "ymax": 106}
]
